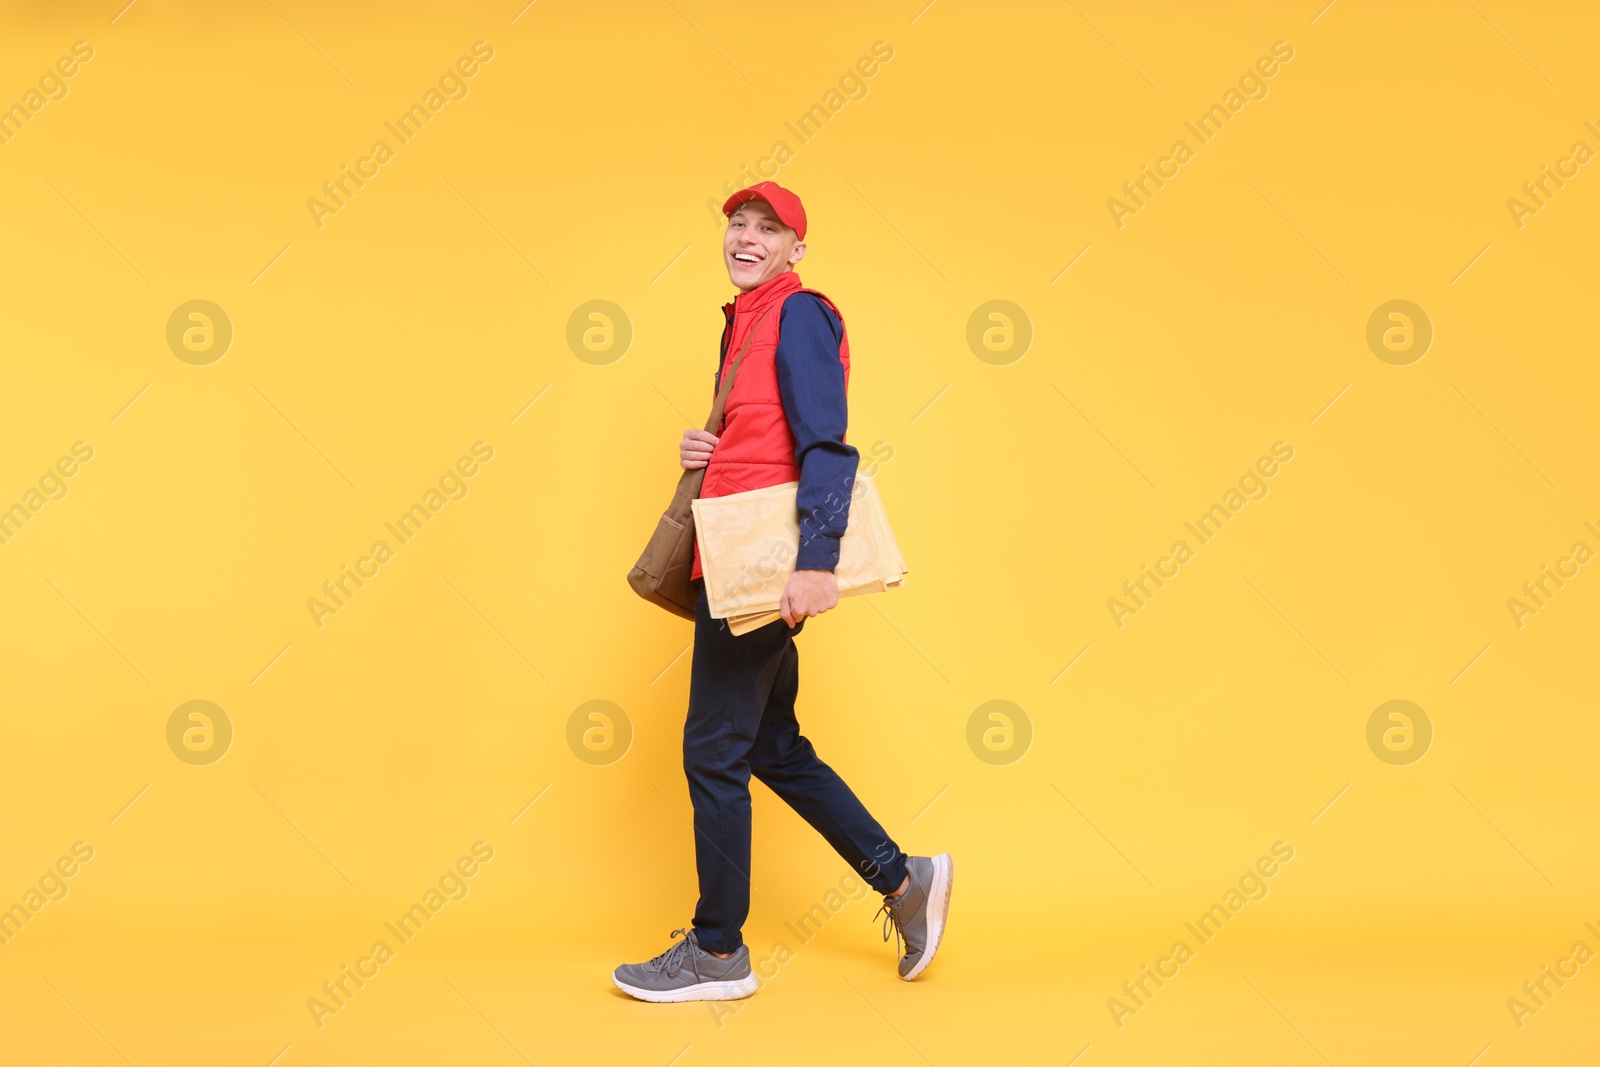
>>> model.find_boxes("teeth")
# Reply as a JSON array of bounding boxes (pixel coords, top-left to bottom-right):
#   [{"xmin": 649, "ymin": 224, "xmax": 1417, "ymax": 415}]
[{"xmin": 733, "ymin": 253, "xmax": 759, "ymax": 262}]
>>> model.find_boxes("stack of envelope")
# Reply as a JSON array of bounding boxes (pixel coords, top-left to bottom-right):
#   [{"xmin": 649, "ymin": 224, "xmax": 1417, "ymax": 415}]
[{"xmin": 691, "ymin": 469, "xmax": 908, "ymax": 635}]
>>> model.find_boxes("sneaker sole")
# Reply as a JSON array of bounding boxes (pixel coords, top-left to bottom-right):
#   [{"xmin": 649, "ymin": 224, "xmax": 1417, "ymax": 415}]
[
  {"xmin": 612, "ymin": 971, "xmax": 759, "ymax": 1003},
  {"xmin": 900, "ymin": 852, "xmax": 953, "ymax": 981}
]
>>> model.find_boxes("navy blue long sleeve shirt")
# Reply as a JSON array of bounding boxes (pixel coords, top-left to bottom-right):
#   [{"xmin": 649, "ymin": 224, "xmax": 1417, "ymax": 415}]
[{"xmin": 715, "ymin": 293, "xmax": 857, "ymax": 572}]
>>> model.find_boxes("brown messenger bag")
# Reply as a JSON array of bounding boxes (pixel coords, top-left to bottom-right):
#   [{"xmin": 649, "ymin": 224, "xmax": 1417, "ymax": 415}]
[{"xmin": 626, "ymin": 308, "xmax": 774, "ymax": 620}]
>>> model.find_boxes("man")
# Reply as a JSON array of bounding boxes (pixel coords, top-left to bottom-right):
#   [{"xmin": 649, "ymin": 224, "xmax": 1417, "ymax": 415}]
[{"xmin": 612, "ymin": 182, "xmax": 953, "ymax": 1003}]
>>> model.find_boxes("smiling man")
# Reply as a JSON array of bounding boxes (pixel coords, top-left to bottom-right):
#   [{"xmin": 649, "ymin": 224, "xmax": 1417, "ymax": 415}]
[{"xmin": 611, "ymin": 182, "xmax": 953, "ymax": 1003}]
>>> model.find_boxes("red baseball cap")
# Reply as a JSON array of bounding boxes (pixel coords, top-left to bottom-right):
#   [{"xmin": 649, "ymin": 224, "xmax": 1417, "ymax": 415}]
[{"xmin": 722, "ymin": 181, "xmax": 807, "ymax": 240}]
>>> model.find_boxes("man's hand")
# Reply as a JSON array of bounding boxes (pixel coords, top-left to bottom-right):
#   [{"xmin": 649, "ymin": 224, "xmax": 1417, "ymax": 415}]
[
  {"xmin": 781, "ymin": 569, "xmax": 838, "ymax": 626},
  {"xmin": 680, "ymin": 428, "xmax": 718, "ymax": 469}
]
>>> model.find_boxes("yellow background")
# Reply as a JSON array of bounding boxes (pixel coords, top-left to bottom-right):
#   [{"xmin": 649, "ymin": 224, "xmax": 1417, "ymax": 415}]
[{"xmin": 2, "ymin": 0, "xmax": 1597, "ymax": 1063}]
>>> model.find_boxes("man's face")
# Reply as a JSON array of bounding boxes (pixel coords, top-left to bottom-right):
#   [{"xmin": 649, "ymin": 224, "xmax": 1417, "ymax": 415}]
[{"xmin": 724, "ymin": 200, "xmax": 805, "ymax": 292}]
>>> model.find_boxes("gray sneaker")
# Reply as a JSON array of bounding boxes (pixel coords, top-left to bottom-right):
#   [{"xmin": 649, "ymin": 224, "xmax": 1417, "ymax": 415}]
[
  {"xmin": 612, "ymin": 928, "xmax": 758, "ymax": 1003},
  {"xmin": 876, "ymin": 853, "xmax": 953, "ymax": 980}
]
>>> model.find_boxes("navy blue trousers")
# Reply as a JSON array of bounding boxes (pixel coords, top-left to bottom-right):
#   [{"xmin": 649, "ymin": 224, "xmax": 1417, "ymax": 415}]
[{"xmin": 684, "ymin": 581, "xmax": 908, "ymax": 954}]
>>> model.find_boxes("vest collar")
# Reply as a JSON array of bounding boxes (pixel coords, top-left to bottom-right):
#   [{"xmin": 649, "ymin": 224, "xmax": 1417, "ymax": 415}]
[{"xmin": 723, "ymin": 269, "xmax": 803, "ymax": 326}]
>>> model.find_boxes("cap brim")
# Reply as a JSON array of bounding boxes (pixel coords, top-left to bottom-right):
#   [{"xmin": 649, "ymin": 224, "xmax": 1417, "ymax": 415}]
[{"xmin": 722, "ymin": 191, "xmax": 800, "ymax": 235}]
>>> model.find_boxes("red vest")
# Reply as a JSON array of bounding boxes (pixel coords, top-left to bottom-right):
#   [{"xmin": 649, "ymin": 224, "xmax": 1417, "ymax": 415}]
[{"xmin": 691, "ymin": 270, "xmax": 851, "ymax": 581}]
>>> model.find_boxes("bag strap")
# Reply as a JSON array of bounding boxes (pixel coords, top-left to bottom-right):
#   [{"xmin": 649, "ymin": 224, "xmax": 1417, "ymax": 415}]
[{"xmin": 705, "ymin": 308, "xmax": 774, "ymax": 435}]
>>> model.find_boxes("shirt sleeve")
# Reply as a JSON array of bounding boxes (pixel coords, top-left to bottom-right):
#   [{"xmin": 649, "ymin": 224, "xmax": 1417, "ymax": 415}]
[{"xmin": 775, "ymin": 293, "xmax": 858, "ymax": 572}]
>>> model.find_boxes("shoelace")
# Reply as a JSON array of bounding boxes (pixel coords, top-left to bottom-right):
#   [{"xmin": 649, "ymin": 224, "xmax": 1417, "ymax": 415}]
[
  {"xmin": 874, "ymin": 897, "xmax": 906, "ymax": 957},
  {"xmin": 646, "ymin": 928, "xmax": 704, "ymax": 982}
]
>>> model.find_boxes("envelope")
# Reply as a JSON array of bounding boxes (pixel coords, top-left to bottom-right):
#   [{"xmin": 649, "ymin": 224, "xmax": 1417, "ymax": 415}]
[{"xmin": 691, "ymin": 469, "xmax": 907, "ymax": 635}]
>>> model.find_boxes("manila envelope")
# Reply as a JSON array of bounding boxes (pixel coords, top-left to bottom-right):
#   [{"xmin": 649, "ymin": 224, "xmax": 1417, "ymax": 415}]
[{"xmin": 692, "ymin": 469, "xmax": 907, "ymax": 635}]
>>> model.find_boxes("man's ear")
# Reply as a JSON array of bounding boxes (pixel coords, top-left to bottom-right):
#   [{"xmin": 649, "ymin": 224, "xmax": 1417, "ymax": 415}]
[{"xmin": 789, "ymin": 241, "xmax": 807, "ymax": 265}]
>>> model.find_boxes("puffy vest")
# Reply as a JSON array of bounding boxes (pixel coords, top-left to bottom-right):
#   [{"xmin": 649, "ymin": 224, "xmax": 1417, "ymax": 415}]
[{"xmin": 691, "ymin": 270, "xmax": 851, "ymax": 582}]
